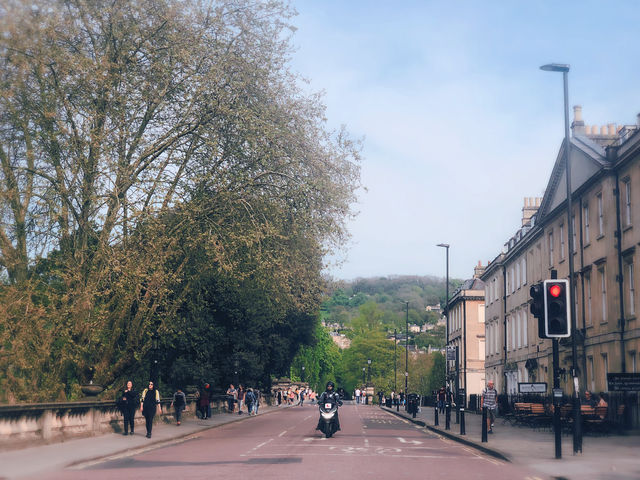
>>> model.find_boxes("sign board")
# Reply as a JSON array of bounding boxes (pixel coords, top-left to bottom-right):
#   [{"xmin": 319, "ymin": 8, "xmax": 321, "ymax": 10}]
[
  {"xmin": 552, "ymin": 388, "xmax": 563, "ymax": 398},
  {"xmin": 446, "ymin": 346, "xmax": 457, "ymax": 361},
  {"xmin": 607, "ymin": 373, "xmax": 640, "ymax": 391},
  {"xmin": 518, "ymin": 382, "xmax": 547, "ymax": 394}
]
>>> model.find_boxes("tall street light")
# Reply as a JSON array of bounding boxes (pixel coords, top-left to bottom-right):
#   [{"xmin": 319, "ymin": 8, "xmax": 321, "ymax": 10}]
[
  {"xmin": 540, "ymin": 63, "xmax": 581, "ymax": 454},
  {"xmin": 405, "ymin": 301, "xmax": 409, "ymax": 397},
  {"xmin": 437, "ymin": 244, "xmax": 450, "ymax": 387},
  {"xmin": 394, "ymin": 328, "xmax": 397, "ymax": 392}
]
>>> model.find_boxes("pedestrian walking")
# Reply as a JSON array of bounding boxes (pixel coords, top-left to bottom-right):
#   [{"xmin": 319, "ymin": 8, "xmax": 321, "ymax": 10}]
[
  {"xmin": 140, "ymin": 381, "xmax": 161, "ymax": 438},
  {"xmin": 198, "ymin": 384, "xmax": 210, "ymax": 419},
  {"xmin": 245, "ymin": 388, "xmax": 256, "ymax": 415},
  {"xmin": 481, "ymin": 380, "xmax": 498, "ymax": 434},
  {"xmin": 237, "ymin": 385, "xmax": 245, "ymax": 415},
  {"xmin": 171, "ymin": 388, "xmax": 186, "ymax": 425},
  {"xmin": 117, "ymin": 380, "xmax": 138, "ymax": 435},
  {"xmin": 252, "ymin": 389, "xmax": 261, "ymax": 415},
  {"xmin": 355, "ymin": 387, "xmax": 361, "ymax": 404},
  {"xmin": 226, "ymin": 384, "xmax": 237, "ymax": 412},
  {"xmin": 298, "ymin": 388, "xmax": 305, "ymax": 406},
  {"xmin": 437, "ymin": 386, "xmax": 446, "ymax": 414},
  {"xmin": 277, "ymin": 389, "xmax": 282, "ymax": 406}
]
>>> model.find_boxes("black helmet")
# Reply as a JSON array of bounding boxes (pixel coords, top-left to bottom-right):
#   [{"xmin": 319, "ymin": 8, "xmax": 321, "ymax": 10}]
[{"xmin": 326, "ymin": 381, "xmax": 335, "ymax": 390}]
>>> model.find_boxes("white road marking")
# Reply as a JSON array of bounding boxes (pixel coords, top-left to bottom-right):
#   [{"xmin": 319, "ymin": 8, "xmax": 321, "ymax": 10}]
[
  {"xmin": 250, "ymin": 439, "xmax": 273, "ymax": 452},
  {"xmin": 278, "ymin": 430, "xmax": 287, "ymax": 437},
  {"xmin": 397, "ymin": 437, "xmax": 423, "ymax": 445}
]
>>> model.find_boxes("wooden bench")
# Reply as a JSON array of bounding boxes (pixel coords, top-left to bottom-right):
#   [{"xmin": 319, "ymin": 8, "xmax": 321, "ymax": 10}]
[
  {"xmin": 583, "ymin": 405, "xmax": 609, "ymax": 435},
  {"xmin": 513, "ymin": 402, "xmax": 532, "ymax": 426},
  {"xmin": 528, "ymin": 403, "xmax": 552, "ymax": 430}
]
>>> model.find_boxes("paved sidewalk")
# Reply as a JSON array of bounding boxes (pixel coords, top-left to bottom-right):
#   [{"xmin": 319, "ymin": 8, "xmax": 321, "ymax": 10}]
[
  {"xmin": 0, "ymin": 404, "xmax": 284, "ymax": 480},
  {"xmin": 384, "ymin": 405, "xmax": 640, "ymax": 480}
]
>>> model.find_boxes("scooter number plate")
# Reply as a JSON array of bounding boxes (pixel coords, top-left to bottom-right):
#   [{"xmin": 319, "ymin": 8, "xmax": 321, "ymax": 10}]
[{"xmin": 324, "ymin": 403, "xmax": 332, "ymax": 409}]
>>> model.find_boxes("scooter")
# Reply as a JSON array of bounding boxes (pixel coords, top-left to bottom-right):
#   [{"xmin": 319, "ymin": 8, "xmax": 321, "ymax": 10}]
[{"xmin": 318, "ymin": 400, "xmax": 339, "ymax": 438}]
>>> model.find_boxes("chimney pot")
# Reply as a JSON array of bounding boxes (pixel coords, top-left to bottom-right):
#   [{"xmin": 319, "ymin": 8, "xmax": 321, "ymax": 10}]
[
  {"xmin": 608, "ymin": 123, "xmax": 616, "ymax": 136},
  {"xmin": 601, "ymin": 125, "xmax": 607, "ymax": 135}
]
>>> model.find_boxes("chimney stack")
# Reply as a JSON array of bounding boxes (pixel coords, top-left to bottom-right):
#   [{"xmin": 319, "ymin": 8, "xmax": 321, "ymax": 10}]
[
  {"xmin": 473, "ymin": 261, "xmax": 486, "ymax": 279},
  {"xmin": 572, "ymin": 105, "xmax": 585, "ymax": 135},
  {"xmin": 522, "ymin": 197, "xmax": 542, "ymax": 226}
]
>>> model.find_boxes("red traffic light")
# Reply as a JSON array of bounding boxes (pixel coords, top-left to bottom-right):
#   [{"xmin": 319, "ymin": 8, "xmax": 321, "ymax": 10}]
[{"xmin": 549, "ymin": 284, "xmax": 562, "ymax": 298}]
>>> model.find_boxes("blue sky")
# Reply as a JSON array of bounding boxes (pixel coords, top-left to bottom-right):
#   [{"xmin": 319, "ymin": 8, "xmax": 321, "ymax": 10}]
[{"xmin": 289, "ymin": 0, "xmax": 640, "ymax": 280}]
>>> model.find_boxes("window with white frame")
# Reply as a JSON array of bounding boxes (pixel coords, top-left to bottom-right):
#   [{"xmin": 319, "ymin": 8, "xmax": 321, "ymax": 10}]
[
  {"xmin": 521, "ymin": 257, "xmax": 527, "ymax": 285},
  {"xmin": 478, "ymin": 304, "xmax": 485, "ymax": 323},
  {"xmin": 583, "ymin": 203, "xmax": 590, "ymax": 243},
  {"xmin": 585, "ymin": 272, "xmax": 592, "ymax": 326},
  {"xmin": 522, "ymin": 310, "xmax": 528, "ymax": 347},
  {"xmin": 597, "ymin": 193, "xmax": 604, "ymax": 236},
  {"xmin": 548, "ymin": 231, "xmax": 554, "ymax": 266},
  {"xmin": 515, "ymin": 262, "xmax": 520, "ymax": 290},
  {"xmin": 588, "ymin": 356, "xmax": 595, "ymax": 392},
  {"xmin": 631, "ymin": 351, "xmax": 637, "ymax": 373},
  {"xmin": 628, "ymin": 260, "xmax": 635, "ymax": 316},
  {"xmin": 560, "ymin": 224, "xmax": 565, "ymax": 260},
  {"xmin": 571, "ymin": 215, "xmax": 577, "ymax": 253},
  {"xmin": 516, "ymin": 311, "xmax": 522, "ymax": 349},
  {"xmin": 599, "ymin": 266, "xmax": 607, "ymax": 322},
  {"xmin": 479, "ymin": 339, "xmax": 485, "ymax": 360},
  {"xmin": 511, "ymin": 316, "xmax": 516, "ymax": 351},
  {"xmin": 623, "ymin": 178, "xmax": 632, "ymax": 227}
]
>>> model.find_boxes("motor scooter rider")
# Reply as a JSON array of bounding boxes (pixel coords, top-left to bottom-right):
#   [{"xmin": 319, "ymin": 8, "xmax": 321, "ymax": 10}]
[{"xmin": 316, "ymin": 381, "xmax": 343, "ymax": 431}]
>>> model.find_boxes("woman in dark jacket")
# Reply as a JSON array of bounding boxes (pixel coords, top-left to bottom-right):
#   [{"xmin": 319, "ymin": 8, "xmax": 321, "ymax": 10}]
[
  {"xmin": 198, "ymin": 385, "xmax": 210, "ymax": 419},
  {"xmin": 119, "ymin": 380, "xmax": 138, "ymax": 435},
  {"xmin": 140, "ymin": 381, "xmax": 160, "ymax": 438}
]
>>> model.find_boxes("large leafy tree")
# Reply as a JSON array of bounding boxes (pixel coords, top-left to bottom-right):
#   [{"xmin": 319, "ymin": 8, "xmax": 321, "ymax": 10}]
[{"xmin": 0, "ymin": 0, "xmax": 360, "ymax": 402}]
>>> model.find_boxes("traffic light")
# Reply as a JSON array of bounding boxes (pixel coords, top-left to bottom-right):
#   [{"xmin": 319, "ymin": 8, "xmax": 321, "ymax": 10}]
[
  {"xmin": 543, "ymin": 279, "xmax": 571, "ymax": 338},
  {"xmin": 529, "ymin": 282, "xmax": 547, "ymax": 339}
]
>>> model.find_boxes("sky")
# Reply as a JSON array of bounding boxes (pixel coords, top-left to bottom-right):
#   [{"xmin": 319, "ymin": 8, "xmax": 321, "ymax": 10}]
[{"xmin": 288, "ymin": 0, "xmax": 640, "ymax": 281}]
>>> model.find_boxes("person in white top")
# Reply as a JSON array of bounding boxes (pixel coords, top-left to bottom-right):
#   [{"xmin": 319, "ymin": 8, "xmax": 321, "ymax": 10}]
[{"xmin": 355, "ymin": 388, "xmax": 361, "ymax": 404}]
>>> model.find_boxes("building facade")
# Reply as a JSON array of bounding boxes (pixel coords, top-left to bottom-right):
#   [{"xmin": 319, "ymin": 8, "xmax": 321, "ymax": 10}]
[
  {"xmin": 481, "ymin": 107, "xmax": 640, "ymax": 424},
  {"xmin": 446, "ymin": 264, "xmax": 486, "ymax": 405}
]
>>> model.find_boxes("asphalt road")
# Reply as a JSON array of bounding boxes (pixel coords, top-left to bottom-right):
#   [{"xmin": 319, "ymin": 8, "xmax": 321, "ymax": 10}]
[{"xmin": 37, "ymin": 404, "xmax": 545, "ymax": 480}]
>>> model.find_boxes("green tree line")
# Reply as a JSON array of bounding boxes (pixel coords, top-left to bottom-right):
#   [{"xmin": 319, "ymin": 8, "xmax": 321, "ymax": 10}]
[{"xmin": 0, "ymin": 0, "xmax": 360, "ymax": 402}]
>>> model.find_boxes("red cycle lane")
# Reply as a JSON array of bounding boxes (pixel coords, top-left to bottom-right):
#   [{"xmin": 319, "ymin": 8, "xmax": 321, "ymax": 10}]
[{"xmin": 37, "ymin": 404, "xmax": 545, "ymax": 480}]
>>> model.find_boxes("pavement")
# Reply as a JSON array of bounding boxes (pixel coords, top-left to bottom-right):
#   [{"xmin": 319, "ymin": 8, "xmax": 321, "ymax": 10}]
[
  {"xmin": 0, "ymin": 404, "xmax": 283, "ymax": 480},
  {"xmin": 383, "ymin": 404, "xmax": 640, "ymax": 480}
]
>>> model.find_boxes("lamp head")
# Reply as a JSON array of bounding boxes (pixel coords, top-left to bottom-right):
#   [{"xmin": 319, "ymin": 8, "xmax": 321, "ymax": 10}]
[{"xmin": 540, "ymin": 63, "xmax": 570, "ymax": 73}]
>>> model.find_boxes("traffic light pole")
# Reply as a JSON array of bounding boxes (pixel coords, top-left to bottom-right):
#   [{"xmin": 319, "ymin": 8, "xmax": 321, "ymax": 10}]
[{"xmin": 552, "ymin": 338, "xmax": 562, "ymax": 459}]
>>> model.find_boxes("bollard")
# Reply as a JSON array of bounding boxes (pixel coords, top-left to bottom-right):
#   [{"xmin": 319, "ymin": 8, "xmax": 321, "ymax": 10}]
[
  {"xmin": 460, "ymin": 407, "xmax": 465, "ymax": 435},
  {"xmin": 481, "ymin": 407, "xmax": 487, "ymax": 443},
  {"xmin": 434, "ymin": 406, "xmax": 439, "ymax": 426},
  {"xmin": 445, "ymin": 403, "xmax": 451, "ymax": 430}
]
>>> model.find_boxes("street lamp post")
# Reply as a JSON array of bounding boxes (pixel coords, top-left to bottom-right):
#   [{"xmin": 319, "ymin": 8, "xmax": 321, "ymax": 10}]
[
  {"xmin": 437, "ymin": 244, "xmax": 450, "ymax": 388},
  {"xmin": 362, "ymin": 367, "xmax": 366, "ymax": 386},
  {"xmin": 394, "ymin": 329, "xmax": 397, "ymax": 392},
  {"xmin": 301, "ymin": 365, "xmax": 305, "ymax": 383},
  {"xmin": 540, "ymin": 63, "xmax": 582, "ymax": 455},
  {"xmin": 405, "ymin": 301, "xmax": 409, "ymax": 400},
  {"xmin": 367, "ymin": 358, "xmax": 372, "ymax": 384}
]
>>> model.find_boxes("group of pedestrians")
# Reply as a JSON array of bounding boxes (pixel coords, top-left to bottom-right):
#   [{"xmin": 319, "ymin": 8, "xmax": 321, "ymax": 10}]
[
  {"xmin": 117, "ymin": 380, "xmax": 162, "ymax": 438},
  {"xmin": 226, "ymin": 384, "xmax": 261, "ymax": 415},
  {"xmin": 117, "ymin": 380, "xmax": 267, "ymax": 439},
  {"xmin": 274, "ymin": 387, "xmax": 316, "ymax": 406}
]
